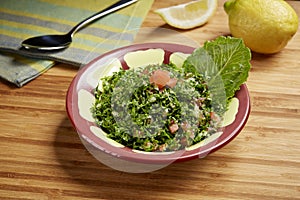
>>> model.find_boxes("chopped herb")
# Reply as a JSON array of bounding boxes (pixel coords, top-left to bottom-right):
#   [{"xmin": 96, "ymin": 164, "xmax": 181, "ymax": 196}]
[{"xmin": 92, "ymin": 64, "xmax": 221, "ymax": 152}]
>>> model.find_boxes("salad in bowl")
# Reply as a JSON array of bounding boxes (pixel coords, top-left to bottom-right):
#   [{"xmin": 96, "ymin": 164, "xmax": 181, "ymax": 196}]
[{"xmin": 66, "ymin": 36, "xmax": 251, "ymax": 166}]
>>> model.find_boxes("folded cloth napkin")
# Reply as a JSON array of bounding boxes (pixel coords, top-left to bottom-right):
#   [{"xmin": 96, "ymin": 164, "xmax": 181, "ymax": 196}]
[{"xmin": 0, "ymin": 0, "xmax": 153, "ymax": 87}]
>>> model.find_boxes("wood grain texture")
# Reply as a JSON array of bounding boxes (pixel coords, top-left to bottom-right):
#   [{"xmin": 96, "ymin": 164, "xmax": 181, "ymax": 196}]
[{"xmin": 1, "ymin": 0, "xmax": 300, "ymax": 199}]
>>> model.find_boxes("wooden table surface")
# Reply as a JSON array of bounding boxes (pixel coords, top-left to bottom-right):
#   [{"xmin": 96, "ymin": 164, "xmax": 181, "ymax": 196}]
[{"xmin": 1, "ymin": 0, "xmax": 300, "ymax": 199}]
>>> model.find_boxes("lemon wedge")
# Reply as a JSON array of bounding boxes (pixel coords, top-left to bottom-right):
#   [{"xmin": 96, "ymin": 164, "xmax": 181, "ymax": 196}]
[{"xmin": 155, "ymin": 0, "xmax": 218, "ymax": 29}]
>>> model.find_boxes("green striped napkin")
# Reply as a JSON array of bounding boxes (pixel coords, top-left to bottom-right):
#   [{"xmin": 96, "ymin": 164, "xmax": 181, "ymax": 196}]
[{"xmin": 0, "ymin": 0, "xmax": 153, "ymax": 87}]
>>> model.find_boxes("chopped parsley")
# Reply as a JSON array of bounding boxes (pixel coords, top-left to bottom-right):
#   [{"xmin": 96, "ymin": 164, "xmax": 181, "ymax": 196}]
[{"xmin": 92, "ymin": 64, "xmax": 222, "ymax": 152}]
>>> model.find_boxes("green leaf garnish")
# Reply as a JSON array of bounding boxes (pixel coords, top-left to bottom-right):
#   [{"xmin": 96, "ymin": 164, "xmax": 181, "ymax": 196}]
[{"xmin": 183, "ymin": 36, "xmax": 251, "ymax": 100}]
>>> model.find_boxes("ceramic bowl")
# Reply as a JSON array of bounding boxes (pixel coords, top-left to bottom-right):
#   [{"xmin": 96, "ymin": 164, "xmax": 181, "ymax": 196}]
[{"xmin": 66, "ymin": 43, "xmax": 251, "ymax": 164}]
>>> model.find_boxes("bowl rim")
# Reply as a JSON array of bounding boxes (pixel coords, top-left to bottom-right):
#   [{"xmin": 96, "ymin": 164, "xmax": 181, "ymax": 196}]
[{"xmin": 66, "ymin": 42, "xmax": 251, "ymax": 164}]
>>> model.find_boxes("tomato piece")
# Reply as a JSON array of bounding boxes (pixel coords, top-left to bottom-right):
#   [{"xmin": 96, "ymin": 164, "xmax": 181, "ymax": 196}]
[
  {"xmin": 169, "ymin": 123, "xmax": 179, "ymax": 134},
  {"xmin": 166, "ymin": 78, "xmax": 177, "ymax": 88},
  {"xmin": 149, "ymin": 69, "xmax": 170, "ymax": 89}
]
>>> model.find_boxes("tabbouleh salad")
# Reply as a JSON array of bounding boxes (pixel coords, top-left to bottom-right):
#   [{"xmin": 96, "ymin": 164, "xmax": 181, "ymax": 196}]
[{"xmin": 91, "ymin": 36, "xmax": 251, "ymax": 152}]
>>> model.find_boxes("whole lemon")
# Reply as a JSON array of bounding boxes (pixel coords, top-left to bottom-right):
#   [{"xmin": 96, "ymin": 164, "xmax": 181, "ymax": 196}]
[{"xmin": 224, "ymin": 0, "xmax": 298, "ymax": 54}]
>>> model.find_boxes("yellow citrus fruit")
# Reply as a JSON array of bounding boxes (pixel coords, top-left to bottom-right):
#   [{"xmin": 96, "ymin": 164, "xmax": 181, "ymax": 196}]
[
  {"xmin": 155, "ymin": 0, "xmax": 218, "ymax": 29},
  {"xmin": 224, "ymin": 0, "xmax": 299, "ymax": 54}
]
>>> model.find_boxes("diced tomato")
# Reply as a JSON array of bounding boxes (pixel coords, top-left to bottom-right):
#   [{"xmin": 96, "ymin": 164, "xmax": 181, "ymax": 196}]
[
  {"xmin": 210, "ymin": 112, "xmax": 216, "ymax": 119},
  {"xmin": 210, "ymin": 112, "xmax": 220, "ymax": 121},
  {"xmin": 166, "ymin": 78, "xmax": 177, "ymax": 88},
  {"xmin": 169, "ymin": 123, "xmax": 179, "ymax": 134},
  {"xmin": 149, "ymin": 69, "xmax": 170, "ymax": 89},
  {"xmin": 180, "ymin": 137, "xmax": 188, "ymax": 146},
  {"xmin": 181, "ymin": 121, "xmax": 190, "ymax": 131},
  {"xmin": 159, "ymin": 144, "xmax": 167, "ymax": 151}
]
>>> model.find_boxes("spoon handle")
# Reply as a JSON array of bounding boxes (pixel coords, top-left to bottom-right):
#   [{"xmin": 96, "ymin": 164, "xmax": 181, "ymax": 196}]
[{"xmin": 68, "ymin": 0, "xmax": 138, "ymax": 37}]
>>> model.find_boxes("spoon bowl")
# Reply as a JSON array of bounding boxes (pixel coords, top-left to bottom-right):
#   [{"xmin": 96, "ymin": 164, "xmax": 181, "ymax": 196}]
[
  {"xmin": 22, "ymin": 34, "xmax": 72, "ymax": 50},
  {"xmin": 21, "ymin": 0, "xmax": 137, "ymax": 51}
]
